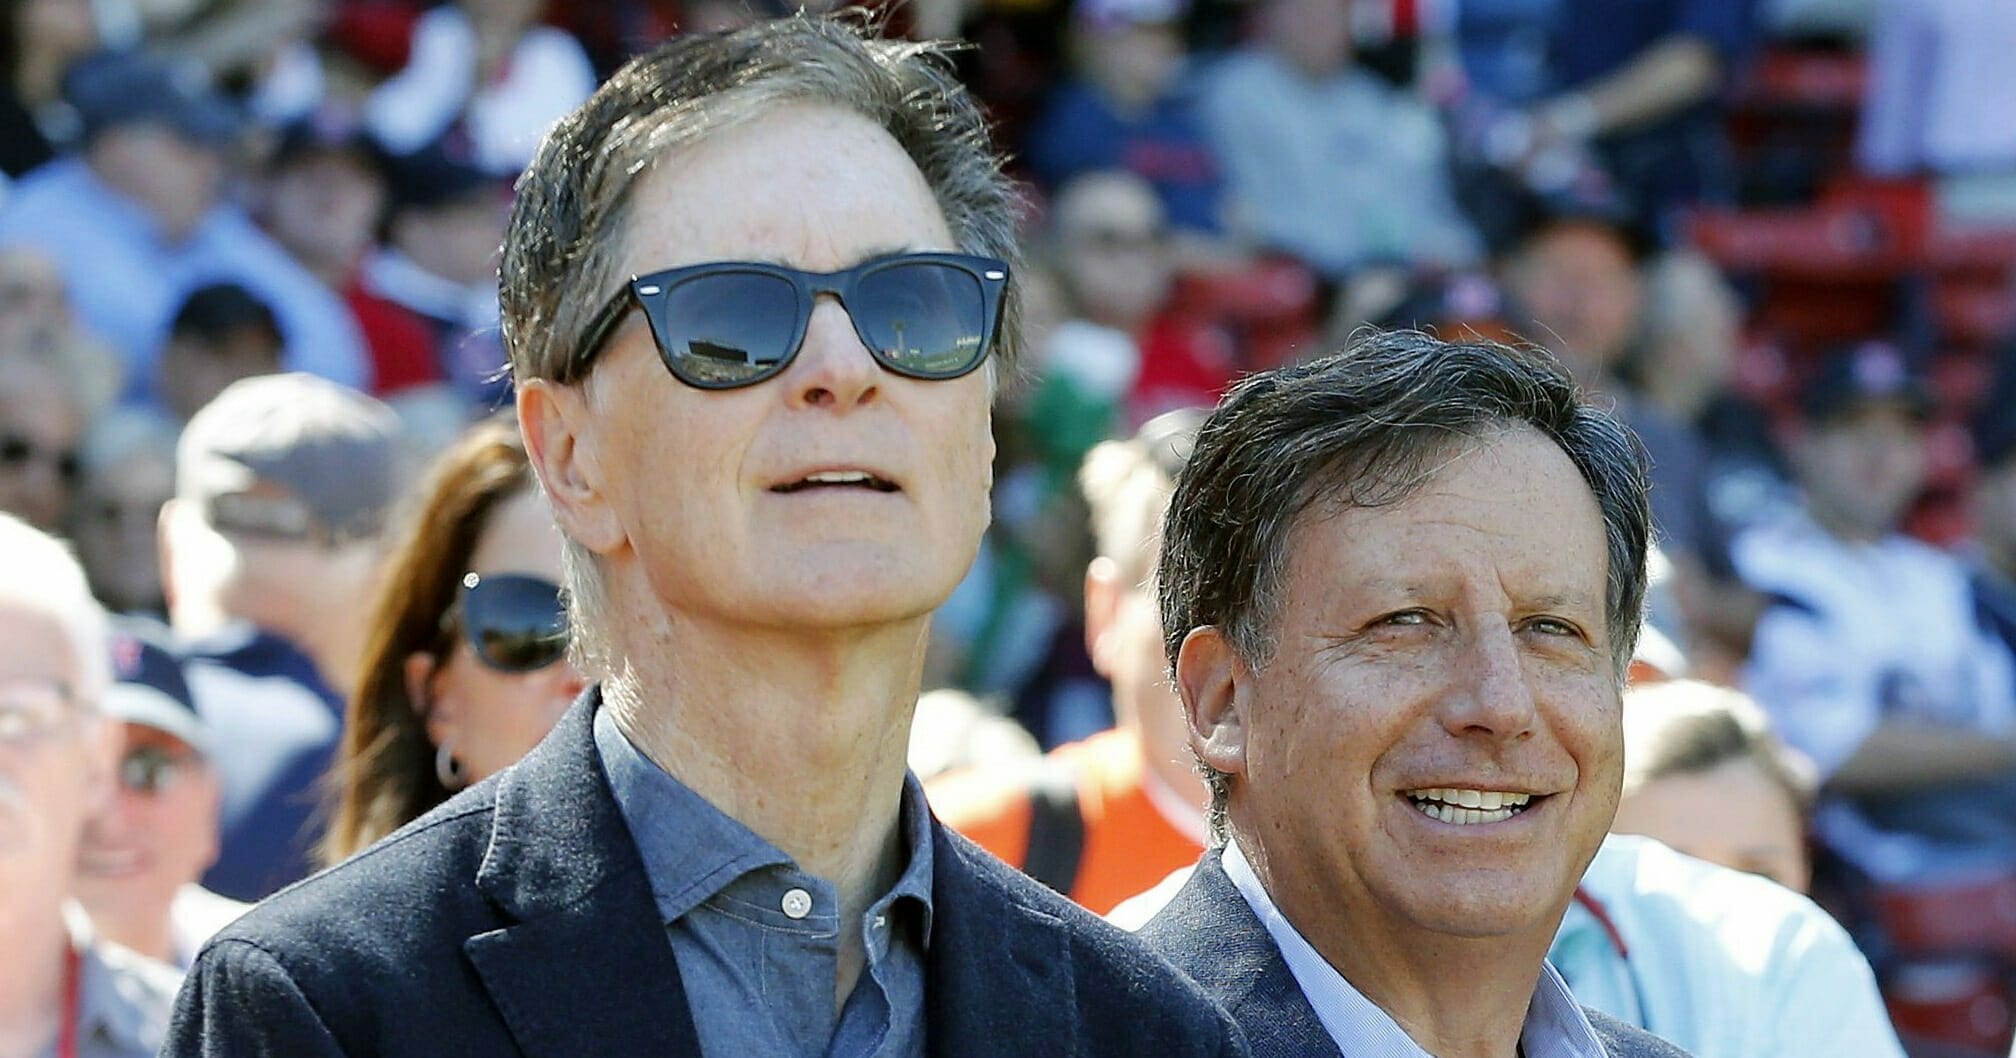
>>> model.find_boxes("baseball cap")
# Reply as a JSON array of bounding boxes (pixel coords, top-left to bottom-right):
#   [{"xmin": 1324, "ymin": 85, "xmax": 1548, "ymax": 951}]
[
  {"xmin": 105, "ymin": 622, "xmax": 210, "ymax": 758},
  {"xmin": 385, "ymin": 143, "xmax": 504, "ymax": 214},
  {"xmin": 1075, "ymin": 0, "xmax": 1188, "ymax": 30},
  {"xmin": 177, "ymin": 373, "xmax": 405, "ymax": 546},
  {"xmin": 64, "ymin": 50, "xmax": 244, "ymax": 148},
  {"xmin": 1800, "ymin": 339, "xmax": 1935, "ymax": 424},
  {"xmin": 271, "ymin": 107, "xmax": 391, "ymax": 179}
]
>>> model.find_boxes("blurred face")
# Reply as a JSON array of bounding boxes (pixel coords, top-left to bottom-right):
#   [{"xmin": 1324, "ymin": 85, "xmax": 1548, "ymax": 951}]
[
  {"xmin": 19, "ymin": 0, "xmax": 99, "ymax": 65},
  {"xmin": 68, "ymin": 450, "xmax": 174, "ymax": 614},
  {"xmin": 0, "ymin": 249, "xmax": 70, "ymax": 344},
  {"xmin": 1079, "ymin": 22, "xmax": 1183, "ymax": 110},
  {"xmin": 1794, "ymin": 404, "xmax": 1928, "ymax": 541},
  {"xmin": 1087, "ymin": 550, "xmax": 1191, "ymax": 780},
  {"xmin": 74, "ymin": 724, "xmax": 220, "ymax": 926},
  {"xmin": 1504, "ymin": 224, "xmax": 1643, "ymax": 380},
  {"xmin": 158, "ymin": 327, "xmax": 284, "ymax": 423},
  {"xmin": 98, "ymin": 125, "xmax": 227, "ymax": 242},
  {"xmin": 422, "ymin": 489, "xmax": 581, "ymax": 782},
  {"xmin": 1610, "ymin": 758, "xmax": 1809, "ymax": 892},
  {"xmin": 0, "ymin": 602, "xmax": 108, "ymax": 913},
  {"xmin": 566, "ymin": 103, "xmax": 995, "ymax": 633},
  {"xmin": 0, "ymin": 382, "xmax": 83, "ymax": 531},
  {"xmin": 1266, "ymin": 0, "xmax": 1353, "ymax": 79},
  {"xmin": 1191, "ymin": 427, "xmax": 1622, "ymax": 953},
  {"xmin": 394, "ymin": 193, "xmax": 508, "ymax": 288},
  {"xmin": 1056, "ymin": 177, "xmax": 1174, "ymax": 332},
  {"xmin": 263, "ymin": 153, "xmax": 388, "ymax": 279}
]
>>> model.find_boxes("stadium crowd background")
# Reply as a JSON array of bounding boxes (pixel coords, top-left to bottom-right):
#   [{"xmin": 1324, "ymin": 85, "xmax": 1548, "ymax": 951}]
[{"xmin": 2, "ymin": 0, "xmax": 2015, "ymax": 1054}]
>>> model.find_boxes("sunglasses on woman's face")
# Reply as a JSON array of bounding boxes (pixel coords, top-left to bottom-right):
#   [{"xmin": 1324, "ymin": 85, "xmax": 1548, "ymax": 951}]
[
  {"xmin": 569, "ymin": 252, "xmax": 1009, "ymax": 389},
  {"xmin": 455, "ymin": 573, "xmax": 569, "ymax": 673}
]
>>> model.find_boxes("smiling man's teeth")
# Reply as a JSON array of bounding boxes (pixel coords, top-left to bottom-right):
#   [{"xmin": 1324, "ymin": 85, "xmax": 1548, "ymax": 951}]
[
  {"xmin": 1405, "ymin": 787, "xmax": 1533, "ymax": 825},
  {"xmin": 804, "ymin": 471, "xmax": 871, "ymax": 484}
]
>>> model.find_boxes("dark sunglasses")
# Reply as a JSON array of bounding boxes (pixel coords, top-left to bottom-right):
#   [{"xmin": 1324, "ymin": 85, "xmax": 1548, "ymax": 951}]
[
  {"xmin": 571, "ymin": 252, "xmax": 1010, "ymax": 389},
  {"xmin": 452, "ymin": 572, "xmax": 569, "ymax": 673},
  {"xmin": 119, "ymin": 743, "xmax": 200, "ymax": 795},
  {"xmin": 0, "ymin": 431, "xmax": 80, "ymax": 483}
]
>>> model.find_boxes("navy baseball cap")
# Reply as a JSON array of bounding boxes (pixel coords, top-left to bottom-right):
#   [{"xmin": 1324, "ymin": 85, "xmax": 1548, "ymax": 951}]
[
  {"xmin": 1801, "ymin": 340, "xmax": 1936, "ymax": 424},
  {"xmin": 64, "ymin": 51, "xmax": 244, "ymax": 148},
  {"xmin": 105, "ymin": 622, "xmax": 210, "ymax": 758}
]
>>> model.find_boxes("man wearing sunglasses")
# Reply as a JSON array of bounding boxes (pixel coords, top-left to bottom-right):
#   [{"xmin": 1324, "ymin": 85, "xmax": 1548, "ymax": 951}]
[
  {"xmin": 0, "ymin": 514, "xmax": 182, "ymax": 1058},
  {"xmin": 167, "ymin": 15, "xmax": 1247, "ymax": 1058},
  {"xmin": 75, "ymin": 623, "xmax": 248, "ymax": 972}
]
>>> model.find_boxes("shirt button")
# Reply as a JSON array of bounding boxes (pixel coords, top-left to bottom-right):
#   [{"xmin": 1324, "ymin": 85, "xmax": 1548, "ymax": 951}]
[{"xmin": 781, "ymin": 888, "xmax": 813, "ymax": 919}]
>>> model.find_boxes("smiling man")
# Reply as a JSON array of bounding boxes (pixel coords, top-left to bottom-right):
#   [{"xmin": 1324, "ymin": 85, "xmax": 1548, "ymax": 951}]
[
  {"xmin": 1141, "ymin": 331, "xmax": 1688, "ymax": 1058},
  {"xmin": 164, "ymin": 15, "xmax": 1246, "ymax": 1058}
]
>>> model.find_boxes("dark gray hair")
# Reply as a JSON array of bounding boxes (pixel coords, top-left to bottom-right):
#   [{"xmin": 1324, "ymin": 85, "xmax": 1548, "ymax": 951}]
[
  {"xmin": 1156, "ymin": 329, "xmax": 1653, "ymax": 841},
  {"xmin": 497, "ymin": 14, "xmax": 1024, "ymax": 676}
]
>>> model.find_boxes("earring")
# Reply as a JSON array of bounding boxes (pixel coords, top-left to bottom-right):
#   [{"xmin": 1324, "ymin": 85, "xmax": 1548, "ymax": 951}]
[{"xmin": 435, "ymin": 739, "xmax": 466, "ymax": 791}]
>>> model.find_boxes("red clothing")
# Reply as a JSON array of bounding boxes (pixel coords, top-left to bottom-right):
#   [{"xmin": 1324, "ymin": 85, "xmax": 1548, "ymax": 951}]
[
  {"xmin": 926, "ymin": 727, "xmax": 1205, "ymax": 915},
  {"xmin": 346, "ymin": 280, "xmax": 441, "ymax": 396},
  {"xmin": 1127, "ymin": 311, "xmax": 1237, "ymax": 428}
]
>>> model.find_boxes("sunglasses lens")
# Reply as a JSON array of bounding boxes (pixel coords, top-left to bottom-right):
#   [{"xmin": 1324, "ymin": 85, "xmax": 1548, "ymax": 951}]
[
  {"xmin": 853, "ymin": 261, "xmax": 991, "ymax": 378},
  {"xmin": 653, "ymin": 271, "xmax": 801, "ymax": 388},
  {"xmin": 463, "ymin": 575, "xmax": 568, "ymax": 672}
]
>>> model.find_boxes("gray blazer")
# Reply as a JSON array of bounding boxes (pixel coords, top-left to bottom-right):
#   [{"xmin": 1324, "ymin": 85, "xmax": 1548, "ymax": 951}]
[{"xmin": 1139, "ymin": 849, "xmax": 1693, "ymax": 1058}]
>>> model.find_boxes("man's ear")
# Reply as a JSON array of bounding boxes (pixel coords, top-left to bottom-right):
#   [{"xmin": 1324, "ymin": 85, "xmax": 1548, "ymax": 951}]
[
  {"xmin": 1083, "ymin": 556, "xmax": 1124, "ymax": 678},
  {"xmin": 1174, "ymin": 625, "xmax": 1248, "ymax": 779},
  {"xmin": 518, "ymin": 379, "xmax": 624, "ymax": 554}
]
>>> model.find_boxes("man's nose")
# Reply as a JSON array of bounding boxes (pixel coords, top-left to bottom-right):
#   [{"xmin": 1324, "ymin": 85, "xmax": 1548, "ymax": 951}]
[
  {"xmin": 785, "ymin": 296, "xmax": 880, "ymax": 411},
  {"xmin": 1437, "ymin": 622, "xmax": 1540, "ymax": 743}
]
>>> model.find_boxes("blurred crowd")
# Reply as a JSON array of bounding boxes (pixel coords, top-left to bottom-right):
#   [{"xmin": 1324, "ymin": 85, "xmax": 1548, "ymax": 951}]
[{"xmin": 2, "ymin": 0, "xmax": 2015, "ymax": 1055}]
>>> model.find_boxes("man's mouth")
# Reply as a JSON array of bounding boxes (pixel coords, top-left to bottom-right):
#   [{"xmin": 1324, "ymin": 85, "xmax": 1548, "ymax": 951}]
[
  {"xmin": 771, "ymin": 470, "xmax": 899, "ymax": 494},
  {"xmin": 1403, "ymin": 787, "xmax": 1537, "ymax": 825}
]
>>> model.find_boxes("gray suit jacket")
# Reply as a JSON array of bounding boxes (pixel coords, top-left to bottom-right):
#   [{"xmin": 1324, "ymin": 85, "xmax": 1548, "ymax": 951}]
[{"xmin": 1139, "ymin": 849, "xmax": 1693, "ymax": 1058}]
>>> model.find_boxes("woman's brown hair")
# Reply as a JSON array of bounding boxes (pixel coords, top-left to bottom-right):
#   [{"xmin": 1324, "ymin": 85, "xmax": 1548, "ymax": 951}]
[{"xmin": 318, "ymin": 413, "xmax": 534, "ymax": 865}]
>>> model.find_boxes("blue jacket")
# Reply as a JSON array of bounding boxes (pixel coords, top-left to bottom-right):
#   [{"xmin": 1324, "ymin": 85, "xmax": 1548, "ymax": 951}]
[
  {"xmin": 1138, "ymin": 849, "xmax": 1690, "ymax": 1058},
  {"xmin": 165, "ymin": 695, "xmax": 1248, "ymax": 1057}
]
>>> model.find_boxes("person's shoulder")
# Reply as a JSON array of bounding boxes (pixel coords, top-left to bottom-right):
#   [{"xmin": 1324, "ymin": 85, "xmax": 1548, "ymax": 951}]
[
  {"xmin": 195, "ymin": 782, "xmax": 500, "ymax": 980},
  {"xmin": 1584, "ymin": 1008, "xmax": 1695, "ymax": 1057},
  {"xmin": 1585, "ymin": 836, "xmax": 1862, "ymax": 971},
  {"xmin": 85, "ymin": 934, "xmax": 184, "ymax": 1055}
]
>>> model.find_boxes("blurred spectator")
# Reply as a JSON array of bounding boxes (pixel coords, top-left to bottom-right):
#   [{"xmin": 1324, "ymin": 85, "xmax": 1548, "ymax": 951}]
[
  {"xmin": 248, "ymin": 1, "xmax": 421, "ymax": 125},
  {"xmin": 1453, "ymin": 0, "xmax": 1561, "ymax": 105},
  {"xmin": 161, "ymin": 373, "xmax": 404, "ymax": 900},
  {"xmin": 0, "ymin": 513, "xmax": 180, "ymax": 1058},
  {"xmin": 363, "ymin": 0, "xmax": 596, "ymax": 177},
  {"xmin": 156, "ymin": 282, "xmax": 283, "ymax": 423},
  {"xmin": 0, "ymin": 353, "xmax": 85, "ymax": 531},
  {"xmin": 75, "ymin": 621, "xmax": 247, "ymax": 970},
  {"xmin": 1731, "ymin": 341, "xmax": 2016, "ymax": 887},
  {"xmin": 1976, "ymin": 409, "xmax": 2016, "ymax": 644},
  {"xmin": 1198, "ymin": 0, "xmax": 1480, "ymax": 277},
  {"xmin": 930, "ymin": 409, "xmax": 1209, "ymax": 915},
  {"xmin": 1611, "ymin": 679, "xmax": 1817, "ymax": 892},
  {"xmin": 1525, "ymin": 0, "xmax": 1757, "ymax": 239},
  {"xmin": 1500, "ymin": 213, "xmax": 1714, "ymax": 563},
  {"xmin": 0, "ymin": 51, "xmax": 367, "ymax": 402},
  {"xmin": 257, "ymin": 112, "xmax": 446, "ymax": 402},
  {"xmin": 1759, "ymin": 0, "xmax": 1875, "ymax": 41},
  {"xmin": 318, "ymin": 414, "xmax": 578, "ymax": 865},
  {"xmin": 0, "ymin": 245, "xmax": 124, "ymax": 417},
  {"xmin": 1551, "ymin": 836, "xmax": 1906, "ymax": 1058},
  {"xmin": 66, "ymin": 410, "xmax": 178, "ymax": 617},
  {"xmin": 1856, "ymin": 0, "xmax": 2016, "ymax": 224},
  {"xmin": 1025, "ymin": 0, "xmax": 1226, "ymax": 240},
  {"xmin": 363, "ymin": 144, "xmax": 509, "ymax": 408},
  {"xmin": 0, "ymin": 0, "xmax": 100, "ymax": 178}
]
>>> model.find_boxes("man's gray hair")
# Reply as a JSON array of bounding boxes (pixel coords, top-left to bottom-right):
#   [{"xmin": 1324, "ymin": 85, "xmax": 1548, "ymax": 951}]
[
  {"xmin": 0, "ymin": 512, "xmax": 111, "ymax": 708},
  {"xmin": 1156, "ymin": 330, "xmax": 1654, "ymax": 843},
  {"xmin": 498, "ymin": 14, "xmax": 1025, "ymax": 677}
]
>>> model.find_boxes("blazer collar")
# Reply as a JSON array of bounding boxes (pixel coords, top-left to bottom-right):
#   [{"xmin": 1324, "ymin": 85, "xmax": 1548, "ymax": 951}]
[
  {"xmin": 924, "ymin": 826, "xmax": 1082, "ymax": 1058},
  {"xmin": 463, "ymin": 688, "xmax": 703, "ymax": 1056},
  {"xmin": 1142, "ymin": 849, "xmax": 1344, "ymax": 1058}
]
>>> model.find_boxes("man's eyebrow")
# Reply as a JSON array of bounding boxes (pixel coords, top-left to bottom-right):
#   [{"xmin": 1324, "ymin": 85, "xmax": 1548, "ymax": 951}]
[{"xmin": 1523, "ymin": 591, "xmax": 1605, "ymax": 614}]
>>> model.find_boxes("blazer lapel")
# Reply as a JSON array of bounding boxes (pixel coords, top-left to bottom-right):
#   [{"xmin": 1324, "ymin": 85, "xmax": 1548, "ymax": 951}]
[
  {"xmin": 924, "ymin": 825, "xmax": 1080, "ymax": 1058},
  {"xmin": 1141, "ymin": 850, "xmax": 1344, "ymax": 1058},
  {"xmin": 463, "ymin": 692, "xmax": 703, "ymax": 1057}
]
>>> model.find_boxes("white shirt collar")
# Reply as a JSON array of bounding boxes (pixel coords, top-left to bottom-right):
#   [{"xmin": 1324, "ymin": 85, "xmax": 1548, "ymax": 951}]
[{"xmin": 1222, "ymin": 839, "xmax": 1609, "ymax": 1058}]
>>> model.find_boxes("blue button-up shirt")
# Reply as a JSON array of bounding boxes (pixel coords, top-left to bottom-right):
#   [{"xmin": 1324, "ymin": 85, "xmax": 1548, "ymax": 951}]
[
  {"xmin": 1224, "ymin": 839, "xmax": 1607, "ymax": 1058},
  {"xmin": 594, "ymin": 707, "xmax": 932, "ymax": 1058}
]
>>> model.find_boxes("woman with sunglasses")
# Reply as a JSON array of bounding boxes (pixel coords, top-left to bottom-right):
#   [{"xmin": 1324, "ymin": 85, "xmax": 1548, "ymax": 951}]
[{"xmin": 318, "ymin": 413, "xmax": 580, "ymax": 865}]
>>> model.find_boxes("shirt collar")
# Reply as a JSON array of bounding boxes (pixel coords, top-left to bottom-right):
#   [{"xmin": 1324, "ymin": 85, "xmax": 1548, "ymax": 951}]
[
  {"xmin": 593, "ymin": 702, "xmax": 934, "ymax": 944},
  {"xmin": 64, "ymin": 903, "xmax": 161, "ymax": 1054},
  {"xmin": 1222, "ymin": 839, "xmax": 1606, "ymax": 1058}
]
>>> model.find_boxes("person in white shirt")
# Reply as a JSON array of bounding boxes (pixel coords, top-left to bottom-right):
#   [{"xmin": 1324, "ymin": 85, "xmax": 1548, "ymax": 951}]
[{"xmin": 1137, "ymin": 330, "xmax": 1686, "ymax": 1057}]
